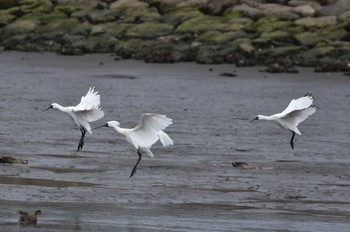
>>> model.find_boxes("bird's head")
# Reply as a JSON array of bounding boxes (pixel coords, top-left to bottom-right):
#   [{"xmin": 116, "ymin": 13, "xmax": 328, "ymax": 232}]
[
  {"xmin": 42, "ymin": 103, "xmax": 58, "ymax": 112},
  {"xmin": 51, "ymin": 103, "xmax": 60, "ymax": 109},
  {"xmin": 250, "ymin": 115, "xmax": 261, "ymax": 122},
  {"xmin": 107, "ymin": 121, "xmax": 120, "ymax": 127},
  {"xmin": 93, "ymin": 121, "xmax": 120, "ymax": 130},
  {"xmin": 34, "ymin": 210, "xmax": 42, "ymax": 216}
]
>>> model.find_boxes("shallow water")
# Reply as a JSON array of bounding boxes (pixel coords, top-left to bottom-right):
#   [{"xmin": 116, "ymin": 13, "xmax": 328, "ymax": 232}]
[{"xmin": 0, "ymin": 52, "xmax": 349, "ymax": 231}]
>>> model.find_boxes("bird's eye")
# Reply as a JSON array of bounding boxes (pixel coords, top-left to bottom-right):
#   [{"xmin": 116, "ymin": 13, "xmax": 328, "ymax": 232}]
[{"xmin": 50, "ymin": 105, "xmax": 53, "ymax": 108}]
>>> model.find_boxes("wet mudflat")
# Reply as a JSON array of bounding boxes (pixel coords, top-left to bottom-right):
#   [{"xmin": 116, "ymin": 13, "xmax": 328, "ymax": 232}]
[{"xmin": 0, "ymin": 52, "xmax": 349, "ymax": 232}]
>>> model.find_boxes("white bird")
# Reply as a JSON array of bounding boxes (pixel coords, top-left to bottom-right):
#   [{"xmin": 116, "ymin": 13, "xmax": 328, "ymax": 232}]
[
  {"xmin": 44, "ymin": 87, "xmax": 104, "ymax": 151},
  {"xmin": 94, "ymin": 113, "xmax": 174, "ymax": 177},
  {"xmin": 251, "ymin": 93, "xmax": 317, "ymax": 149}
]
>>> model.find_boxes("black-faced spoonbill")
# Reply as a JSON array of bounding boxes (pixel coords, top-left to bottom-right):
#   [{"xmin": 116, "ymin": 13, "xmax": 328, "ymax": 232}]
[
  {"xmin": 44, "ymin": 87, "xmax": 104, "ymax": 151},
  {"xmin": 251, "ymin": 93, "xmax": 317, "ymax": 149},
  {"xmin": 95, "ymin": 113, "xmax": 173, "ymax": 177}
]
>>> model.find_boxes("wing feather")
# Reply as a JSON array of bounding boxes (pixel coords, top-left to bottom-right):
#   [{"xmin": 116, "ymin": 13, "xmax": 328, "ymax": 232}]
[
  {"xmin": 128, "ymin": 114, "xmax": 173, "ymax": 149},
  {"xmin": 282, "ymin": 105, "xmax": 317, "ymax": 127},
  {"xmin": 279, "ymin": 93, "xmax": 314, "ymax": 116},
  {"xmin": 74, "ymin": 87, "xmax": 101, "ymax": 112},
  {"xmin": 72, "ymin": 87, "xmax": 104, "ymax": 133}
]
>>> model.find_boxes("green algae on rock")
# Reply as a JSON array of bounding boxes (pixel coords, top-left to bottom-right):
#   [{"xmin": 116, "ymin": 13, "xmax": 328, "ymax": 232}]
[{"xmin": 0, "ymin": 0, "xmax": 349, "ymax": 70}]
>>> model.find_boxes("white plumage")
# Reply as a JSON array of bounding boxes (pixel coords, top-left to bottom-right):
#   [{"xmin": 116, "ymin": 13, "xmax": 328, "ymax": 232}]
[
  {"xmin": 45, "ymin": 87, "xmax": 104, "ymax": 151},
  {"xmin": 96, "ymin": 113, "xmax": 173, "ymax": 177},
  {"xmin": 252, "ymin": 93, "xmax": 317, "ymax": 149}
]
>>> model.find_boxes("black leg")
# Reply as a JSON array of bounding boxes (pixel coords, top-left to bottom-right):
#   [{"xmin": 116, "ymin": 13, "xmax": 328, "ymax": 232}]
[
  {"xmin": 77, "ymin": 128, "xmax": 86, "ymax": 151},
  {"xmin": 290, "ymin": 131, "xmax": 295, "ymax": 149},
  {"xmin": 130, "ymin": 150, "xmax": 142, "ymax": 178}
]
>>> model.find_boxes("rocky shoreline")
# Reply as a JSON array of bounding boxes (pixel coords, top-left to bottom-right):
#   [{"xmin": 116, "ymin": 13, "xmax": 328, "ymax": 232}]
[{"xmin": 0, "ymin": 0, "xmax": 350, "ymax": 71}]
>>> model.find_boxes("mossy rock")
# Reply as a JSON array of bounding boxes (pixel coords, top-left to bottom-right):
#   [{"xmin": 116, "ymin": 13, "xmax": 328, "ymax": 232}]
[
  {"xmin": 1, "ymin": 34, "xmax": 27, "ymax": 49},
  {"xmin": 62, "ymin": 34, "xmax": 119, "ymax": 54},
  {"xmin": 1, "ymin": 6, "xmax": 27, "ymax": 18},
  {"xmin": 257, "ymin": 46, "xmax": 305, "ymax": 57},
  {"xmin": 199, "ymin": 0, "xmax": 238, "ymax": 16},
  {"xmin": 86, "ymin": 9, "xmax": 122, "ymax": 24},
  {"xmin": 110, "ymin": 0, "xmax": 160, "ymax": 23},
  {"xmin": 90, "ymin": 22, "xmax": 132, "ymax": 38},
  {"xmin": 13, "ymin": 42, "xmax": 46, "ymax": 52},
  {"xmin": 0, "ymin": 9, "xmax": 17, "ymax": 27},
  {"xmin": 223, "ymin": 10, "xmax": 244, "ymax": 19},
  {"xmin": 21, "ymin": 10, "xmax": 67, "ymax": 23},
  {"xmin": 196, "ymin": 30, "xmax": 221, "ymax": 42},
  {"xmin": 70, "ymin": 21, "xmax": 92, "ymax": 36},
  {"xmin": 229, "ymin": 38, "xmax": 255, "ymax": 56},
  {"xmin": 194, "ymin": 45, "xmax": 225, "ymax": 64},
  {"xmin": 177, "ymin": 15, "xmax": 243, "ymax": 34},
  {"xmin": 294, "ymin": 32, "xmax": 323, "ymax": 46},
  {"xmin": 0, "ymin": 0, "xmax": 19, "ymax": 9},
  {"xmin": 314, "ymin": 58, "xmax": 350, "ymax": 72},
  {"xmin": 110, "ymin": 0, "xmax": 147, "ymax": 9},
  {"xmin": 252, "ymin": 37, "xmax": 274, "ymax": 49},
  {"xmin": 55, "ymin": 1, "xmax": 99, "ymax": 16},
  {"xmin": 120, "ymin": 7, "xmax": 161, "ymax": 23},
  {"xmin": 161, "ymin": 7, "xmax": 203, "ymax": 25},
  {"xmin": 196, "ymin": 30, "xmax": 248, "ymax": 44},
  {"xmin": 19, "ymin": 0, "xmax": 53, "ymax": 13},
  {"xmin": 251, "ymin": 16, "xmax": 292, "ymax": 33},
  {"xmin": 40, "ymin": 18, "xmax": 81, "ymax": 35},
  {"xmin": 115, "ymin": 38, "xmax": 146, "ymax": 59},
  {"xmin": 142, "ymin": 42, "xmax": 191, "ymax": 63},
  {"xmin": 328, "ymin": 41, "xmax": 350, "ymax": 47},
  {"xmin": 125, "ymin": 22, "xmax": 173, "ymax": 39},
  {"xmin": 229, "ymin": 38, "xmax": 252, "ymax": 47},
  {"xmin": 287, "ymin": 26, "xmax": 305, "ymax": 35},
  {"xmin": 299, "ymin": 46, "xmax": 336, "ymax": 66},
  {"xmin": 295, "ymin": 25, "xmax": 348, "ymax": 46},
  {"xmin": 226, "ymin": 17, "xmax": 253, "ymax": 26},
  {"xmin": 294, "ymin": 16, "xmax": 337, "ymax": 28},
  {"xmin": 2, "ymin": 32, "xmax": 59, "ymax": 52},
  {"xmin": 115, "ymin": 38, "xmax": 195, "ymax": 63},
  {"xmin": 260, "ymin": 31, "xmax": 294, "ymax": 44},
  {"xmin": 319, "ymin": 25, "xmax": 349, "ymax": 41},
  {"xmin": 2, "ymin": 19, "xmax": 40, "ymax": 36},
  {"xmin": 236, "ymin": 42, "xmax": 255, "ymax": 56},
  {"xmin": 157, "ymin": 34, "xmax": 194, "ymax": 43},
  {"xmin": 115, "ymin": 39, "xmax": 187, "ymax": 62}
]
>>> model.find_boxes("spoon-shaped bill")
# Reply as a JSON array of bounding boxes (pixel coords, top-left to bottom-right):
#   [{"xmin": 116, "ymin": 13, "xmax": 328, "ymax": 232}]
[
  {"xmin": 41, "ymin": 106, "xmax": 51, "ymax": 112},
  {"xmin": 93, "ymin": 124, "xmax": 108, "ymax": 130},
  {"xmin": 250, "ymin": 117, "xmax": 258, "ymax": 122}
]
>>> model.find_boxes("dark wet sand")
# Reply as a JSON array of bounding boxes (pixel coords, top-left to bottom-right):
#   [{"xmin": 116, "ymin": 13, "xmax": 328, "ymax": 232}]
[{"xmin": 0, "ymin": 52, "xmax": 349, "ymax": 231}]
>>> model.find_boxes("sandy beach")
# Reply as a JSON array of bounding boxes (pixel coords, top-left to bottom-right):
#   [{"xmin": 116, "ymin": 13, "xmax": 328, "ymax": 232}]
[{"xmin": 0, "ymin": 51, "xmax": 349, "ymax": 231}]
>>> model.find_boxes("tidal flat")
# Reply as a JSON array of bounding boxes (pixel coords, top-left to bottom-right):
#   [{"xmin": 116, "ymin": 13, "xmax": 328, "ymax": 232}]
[{"xmin": 0, "ymin": 52, "xmax": 349, "ymax": 231}]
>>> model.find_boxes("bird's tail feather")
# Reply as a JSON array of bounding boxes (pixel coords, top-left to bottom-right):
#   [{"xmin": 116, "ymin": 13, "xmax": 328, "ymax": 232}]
[
  {"xmin": 294, "ymin": 127, "xmax": 301, "ymax": 135},
  {"xmin": 159, "ymin": 130, "xmax": 173, "ymax": 147},
  {"xmin": 141, "ymin": 147, "xmax": 154, "ymax": 157}
]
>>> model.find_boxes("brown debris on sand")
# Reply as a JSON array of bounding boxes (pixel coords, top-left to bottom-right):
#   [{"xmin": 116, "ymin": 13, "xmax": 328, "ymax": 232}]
[
  {"xmin": 232, "ymin": 162, "xmax": 261, "ymax": 170},
  {"xmin": 0, "ymin": 156, "xmax": 28, "ymax": 164},
  {"xmin": 18, "ymin": 210, "xmax": 42, "ymax": 225}
]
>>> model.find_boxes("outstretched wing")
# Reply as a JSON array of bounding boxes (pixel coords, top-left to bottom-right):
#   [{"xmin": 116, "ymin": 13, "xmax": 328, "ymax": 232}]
[
  {"xmin": 279, "ymin": 93, "xmax": 314, "ymax": 116},
  {"xmin": 74, "ymin": 87, "xmax": 101, "ymax": 112},
  {"xmin": 282, "ymin": 105, "xmax": 317, "ymax": 127},
  {"xmin": 128, "ymin": 113, "xmax": 173, "ymax": 149}
]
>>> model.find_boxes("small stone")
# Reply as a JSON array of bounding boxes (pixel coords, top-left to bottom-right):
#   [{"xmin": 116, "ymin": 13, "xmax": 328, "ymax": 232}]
[{"xmin": 220, "ymin": 72, "xmax": 237, "ymax": 77}]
